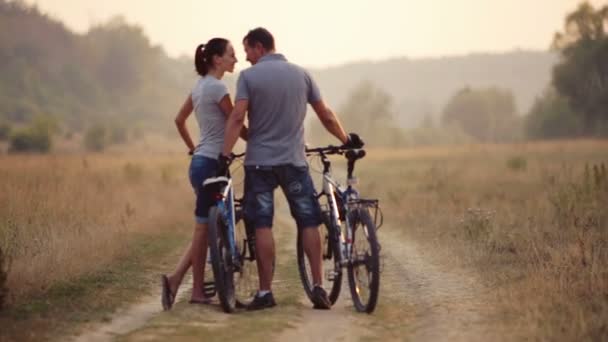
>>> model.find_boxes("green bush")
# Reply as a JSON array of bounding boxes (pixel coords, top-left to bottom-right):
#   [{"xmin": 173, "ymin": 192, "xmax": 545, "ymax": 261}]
[
  {"xmin": 123, "ymin": 162, "xmax": 144, "ymax": 183},
  {"xmin": 0, "ymin": 122, "xmax": 11, "ymax": 141},
  {"xmin": 507, "ymin": 156, "xmax": 527, "ymax": 171},
  {"xmin": 9, "ymin": 127, "xmax": 51, "ymax": 153},
  {"xmin": 84, "ymin": 124, "xmax": 108, "ymax": 152}
]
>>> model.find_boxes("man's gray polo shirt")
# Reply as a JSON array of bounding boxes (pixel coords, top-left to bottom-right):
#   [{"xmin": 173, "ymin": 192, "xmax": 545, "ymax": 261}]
[{"xmin": 235, "ymin": 53, "xmax": 321, "ymax": 166}]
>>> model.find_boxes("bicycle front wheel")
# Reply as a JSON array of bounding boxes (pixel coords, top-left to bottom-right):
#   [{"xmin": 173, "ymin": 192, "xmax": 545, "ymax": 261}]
[
  {"xmin": 297, "ymin": 211, "xmax": 343, "ymax": 305},
  {"xmin": 347, "ymin": 208, "xmax": 380, "ymax": 313},
  {"xmin": 208, "ymin": 206, "xmax": 236, "ymax": 313}
]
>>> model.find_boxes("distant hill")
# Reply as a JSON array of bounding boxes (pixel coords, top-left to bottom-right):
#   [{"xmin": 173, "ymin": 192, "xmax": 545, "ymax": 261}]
[{"xmin": 310, "ymin": 51, "xmax": 558, "ymax": 128}]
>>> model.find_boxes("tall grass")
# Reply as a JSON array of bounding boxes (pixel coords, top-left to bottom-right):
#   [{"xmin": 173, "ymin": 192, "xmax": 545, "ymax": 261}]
[
  {"xmin": 0, "ymin": 154, "xmax": 193, "ymax": 303},
  {"xmin": 357, "ymin": 139, "xmax": 608, "ymax": 340}
]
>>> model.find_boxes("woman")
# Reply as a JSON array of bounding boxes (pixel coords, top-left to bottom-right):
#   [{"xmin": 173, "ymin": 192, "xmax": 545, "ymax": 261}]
[{"xmin": 162, "ymin": 38, "xmax": 246, "ymax": 309}]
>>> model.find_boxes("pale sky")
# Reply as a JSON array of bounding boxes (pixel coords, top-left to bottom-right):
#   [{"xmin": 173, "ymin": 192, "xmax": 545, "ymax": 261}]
[{"xmin": 27, "ymin": 0, "xmax": 604, "ymax": 68}]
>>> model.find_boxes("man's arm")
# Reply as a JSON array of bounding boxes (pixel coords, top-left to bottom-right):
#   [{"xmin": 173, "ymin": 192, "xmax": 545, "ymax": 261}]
[
  {"xmin": 221, "ymin": 99, "xmax": 248, "ymax": 156},
  {"xmin": 218, "ymin": 95, "xmax": 248, "ymax": 141},
  {"xmin": 311, "ymin": 100, "xmax": 348, "ymax": 144}
]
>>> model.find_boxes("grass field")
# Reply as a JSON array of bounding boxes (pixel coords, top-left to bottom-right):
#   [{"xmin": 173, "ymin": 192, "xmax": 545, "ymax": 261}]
[
  {"xmin": 355, "ymin": 139, "xmax": 608, "ymax": 340},
  {"xmin": 1, "ymin": 139, "xmax": 607, "ymax": 341}
]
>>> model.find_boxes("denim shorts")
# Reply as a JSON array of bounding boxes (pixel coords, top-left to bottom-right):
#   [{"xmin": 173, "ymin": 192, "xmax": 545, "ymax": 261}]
[
  {"xmin": 243, "ymin": 164, "xmax": 322, "ymax": 230},
  {"xmin": 189, "ymin": 155, "xmax": 218, "ymax": 224}
]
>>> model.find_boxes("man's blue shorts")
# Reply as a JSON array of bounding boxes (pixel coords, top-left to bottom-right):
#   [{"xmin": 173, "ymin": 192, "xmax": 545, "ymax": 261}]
[{"xmin": 243, "ymin": 164, "xmax": 322, "ymax": 230}]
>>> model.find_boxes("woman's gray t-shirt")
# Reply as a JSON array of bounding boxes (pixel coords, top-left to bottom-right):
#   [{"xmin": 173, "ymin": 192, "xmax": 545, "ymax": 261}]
[{"xmin": 191, "ymin": 76, "xmax": 229, "ymax": 159}]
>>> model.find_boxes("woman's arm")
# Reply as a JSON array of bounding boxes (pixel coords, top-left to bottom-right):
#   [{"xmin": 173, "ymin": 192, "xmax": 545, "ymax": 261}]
[
  {"xmin": 175, "ymin": 95, "xmax": 196, "ymax": 153},
  {"xmin": 218, "ymin": 95, "xmax": 248, "ymax": 141}
]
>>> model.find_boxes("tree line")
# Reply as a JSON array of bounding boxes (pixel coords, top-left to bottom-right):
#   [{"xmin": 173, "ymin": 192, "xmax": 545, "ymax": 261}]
[
  {"xmin": 1, "ymin": 1, "xmax": 605, "ymax": 152},
  {"xmin": 0, "ymin": 0, "xmax": 193, "ymax": 152},
  {"xmin": 310, "ymin": 2, "xmax": 607, "ymax": 146}
]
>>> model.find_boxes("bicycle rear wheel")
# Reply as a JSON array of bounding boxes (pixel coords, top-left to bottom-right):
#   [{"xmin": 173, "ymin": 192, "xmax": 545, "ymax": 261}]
[
  {"xmin": 297, "ymin": 211, "xmax": 342, "ymax": 305},
  {"xmin": 208, "ymin": 206, "xmax": 236, "ymax": 313},
  {"xmin": 233, "ymin": 209, "xmax": 258, "ymax": 308},
  {"xmin": 347, "ymin": 208, "xmax": 380, "ymax": 313}
]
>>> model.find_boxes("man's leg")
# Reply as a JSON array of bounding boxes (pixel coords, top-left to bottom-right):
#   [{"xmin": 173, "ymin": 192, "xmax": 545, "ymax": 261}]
[
  {"xmin": 280, "ymin": 165, "xmax": 330, "ymax": 309},
  {"xmin": 243, "ymin": 166, "xmax": 278, "ymax": 310},
  {"xmin": 301, "ymin": 226, "xmax": 323, "ymax": 286},
  {"xmin": 255, "ymin": 227, "xmax": 275, "ymax": 291}
]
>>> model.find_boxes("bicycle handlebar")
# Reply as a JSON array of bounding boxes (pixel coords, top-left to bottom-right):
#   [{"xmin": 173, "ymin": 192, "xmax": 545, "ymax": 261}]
[
  {"xmin": 230, "ymin": 152, "xmax": 246, "ymax": 160},
  {"xmin": 306, "ymin": 145, "xmax": 366, "ymax": 179},
  {"xmin": 306, "ymin": 145, "xmax": 363, "ymax": 155}
]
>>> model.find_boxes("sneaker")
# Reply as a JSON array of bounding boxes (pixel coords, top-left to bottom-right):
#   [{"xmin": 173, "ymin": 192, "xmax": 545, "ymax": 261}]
[
  {"xmin": 246, "ymin": 292, "xmax": 277, "ymax": 311},
  {"xmin": 311, "ymin": 286, "xmax": 331, "ymax": 310}
]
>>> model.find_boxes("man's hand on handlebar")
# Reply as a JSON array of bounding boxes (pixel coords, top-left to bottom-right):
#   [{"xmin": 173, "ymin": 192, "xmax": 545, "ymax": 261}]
[{"xmin": 342, "ymin": 133, "xmax": 364, "ymax": 149}]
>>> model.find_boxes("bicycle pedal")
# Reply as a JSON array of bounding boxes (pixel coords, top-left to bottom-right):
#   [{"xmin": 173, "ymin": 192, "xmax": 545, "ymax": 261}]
[
  {"xmin": 203, "ymin": 281, "xmax": 216, "ymax": 297},
  {"xmin": 325, "ymin": 269, "xmax": 337, "ymax": 282}
]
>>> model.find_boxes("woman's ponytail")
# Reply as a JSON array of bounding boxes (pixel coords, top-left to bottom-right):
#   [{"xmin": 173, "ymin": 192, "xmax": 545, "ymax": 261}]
[{"xmin": 194, "ymin": 44, "xmax": 208, "ymax": 76}]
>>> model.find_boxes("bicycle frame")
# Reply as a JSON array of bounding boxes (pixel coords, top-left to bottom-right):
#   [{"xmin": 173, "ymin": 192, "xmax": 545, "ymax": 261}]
[
  {"xmin": 315, "ymin": 151, "xmax": 360, "ymax": 268},
  {"xmin": 203, "ymin": 177, "xmax": 239, "ymax": 266}
]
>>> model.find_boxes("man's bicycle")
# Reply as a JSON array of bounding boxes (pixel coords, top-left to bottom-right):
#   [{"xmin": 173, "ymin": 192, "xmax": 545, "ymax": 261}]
[
  {"xmin": 297, "ymin": 145, "xmax": 382, "ymax": 313},
  {"xmin": 202, "ymin": 153, "xmax": 258, "ymax": 313}
]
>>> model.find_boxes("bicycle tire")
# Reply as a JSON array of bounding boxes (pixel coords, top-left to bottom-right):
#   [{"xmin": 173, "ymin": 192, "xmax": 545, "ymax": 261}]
[
  {"xmin": 208, "ymin": 206, "xmax": 236, "ymax": 313},
  {"xmin": 233, "ymin": 210, "xmax": 257, "ymax": 308},
  {"xmin": 347, "ymin": 208, "xmax": 380, "ymax": 313},
  {"xmin": 296, "ymin": 211, "xmax": 343, "ymax": 305}
]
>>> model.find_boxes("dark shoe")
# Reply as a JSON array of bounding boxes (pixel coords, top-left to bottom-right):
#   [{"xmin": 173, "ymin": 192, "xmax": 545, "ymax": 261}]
[
  {"xmin": 311, "ymin": 286, "xmax": 331, "ymax": 310},
  {"xmin": 246, "ymin": 292, "xmax": 276, "ymax": 311}
]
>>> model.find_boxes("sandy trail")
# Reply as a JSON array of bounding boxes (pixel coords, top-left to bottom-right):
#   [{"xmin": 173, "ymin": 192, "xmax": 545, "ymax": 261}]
[
  {"xmin": 380, "ymin": 228, "xmax": 499, "ymax": 341},
  {"xmin": 70, "ymin": 219, "xmax": 501, "ymax": 342}
]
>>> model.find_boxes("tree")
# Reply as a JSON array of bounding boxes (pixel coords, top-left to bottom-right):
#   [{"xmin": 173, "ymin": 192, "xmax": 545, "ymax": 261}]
[
  {"xmin": 84, "ymin": 124, "xmax": 108, "ymax": 152},
  {"xmin": 0, "ymin": 121, "xmax": 10, "ymax": 141},
  {"xmin": 441, "ymin": 87, "xmax": 520, "ymax": 142},
  {"xmin": 552, "ymin": 2, "xmax": 608, "ymax": 136},
  {"xmin": 307, "ymin": 81, "xmax": 405, "ymax": 147},
  {"xmin": 526, "ymin": 88, "xmax": 582, "ymax": 139}
]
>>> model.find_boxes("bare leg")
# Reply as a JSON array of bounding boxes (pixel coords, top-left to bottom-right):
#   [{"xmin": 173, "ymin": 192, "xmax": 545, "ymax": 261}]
[
  {"xmin": 301, "ymin": 226, "xmax": 323, "ymax": 286},
  {"xmin": 255, "ymin": 227, "xmax": 275, "ymax": 291},
  {"xmin": 167, "ymin": 242, "xmax": 193, "ymax": 295},
  {"xmin": 190, "ymin": 222, "xmax": 208, "ymax": 300}
]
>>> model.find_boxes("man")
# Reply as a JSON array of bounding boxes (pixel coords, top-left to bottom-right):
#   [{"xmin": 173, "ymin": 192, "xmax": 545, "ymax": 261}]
[{"xmin": 219, "ymin": 27, "xmax": 363, "ymax": 310}]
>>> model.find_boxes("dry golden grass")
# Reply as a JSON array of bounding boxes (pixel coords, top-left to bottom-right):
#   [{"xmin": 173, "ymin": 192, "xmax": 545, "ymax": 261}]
[
  {"xmin": 0, "ymin": 152, "xmax": 195, "ymax": 303},
  {"xmin": 1, "ymin": 139, "xmax": 606, "ymax": 340},
  {"xmin": 356, "ymin": 139, "xmax": 608, "ymax": 340}
]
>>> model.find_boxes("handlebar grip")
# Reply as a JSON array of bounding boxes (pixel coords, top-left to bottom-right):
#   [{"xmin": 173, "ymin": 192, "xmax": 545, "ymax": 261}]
[{"xmin": 345, "ymin": 149, "xmax": 366, "ymax": 161}]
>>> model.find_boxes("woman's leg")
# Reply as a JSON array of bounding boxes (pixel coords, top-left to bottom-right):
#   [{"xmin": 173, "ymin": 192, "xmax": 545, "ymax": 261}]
[
  {"xmin": 190, "ymin": 222, "xmax": 208, "ymax": 300},
  {"xmin": 167, "ymin": 242, "xmax": 193, "ymax": 295}
]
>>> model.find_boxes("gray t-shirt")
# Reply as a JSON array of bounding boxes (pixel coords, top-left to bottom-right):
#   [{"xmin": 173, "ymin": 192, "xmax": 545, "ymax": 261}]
[
  {"xmin": 191, "ymin": 76, "xmax": 229, "ymax": 159},
  {"xmin": 236, "ymin": 54, "xmax": 321, "ymax": 166}
]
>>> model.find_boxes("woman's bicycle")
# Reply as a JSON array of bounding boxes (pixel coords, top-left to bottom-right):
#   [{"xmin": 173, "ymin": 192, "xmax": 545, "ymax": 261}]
[
  {"xmin": 297, "ymin": 145, "xmax": 382, "ymax": 313},
  {"xmin": 202, "ymin": 153, "xmax": 258, "ymax": 313}
]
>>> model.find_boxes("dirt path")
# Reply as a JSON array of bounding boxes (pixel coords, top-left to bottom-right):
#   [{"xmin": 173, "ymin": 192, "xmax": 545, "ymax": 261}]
[
  {"xmin": 379, "ymin": 228, "xmax": 498, "ymax": 341},
  {"xmin": 273, "ymin": 225, "xmax": 372, "ymax": 342},
  {"xmin": 275, "ymin": 227, "xmax": 502, "ymax": 342},
  {"xmin": 69, "ymin": 217, "xmax": 505, "ymax": 341},
  {"xmin": 71, "ymin": 276, "xmax": 196, "ymax": 342}
]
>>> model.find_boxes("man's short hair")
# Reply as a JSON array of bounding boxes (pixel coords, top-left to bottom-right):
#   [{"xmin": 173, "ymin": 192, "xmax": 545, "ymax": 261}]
[{"xmin": 243, "ymin": 27, "xmax": 275, "ymax": 50}]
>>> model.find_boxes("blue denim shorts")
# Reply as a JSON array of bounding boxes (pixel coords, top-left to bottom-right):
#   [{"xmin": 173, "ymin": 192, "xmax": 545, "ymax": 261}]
[
  {"xmin": 243, "ymin": 164, "xmax": 322, "ymax": 230},
  {"xmin": 189, "ymin": 155, "xmax": 218, "ymax": 224}
]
